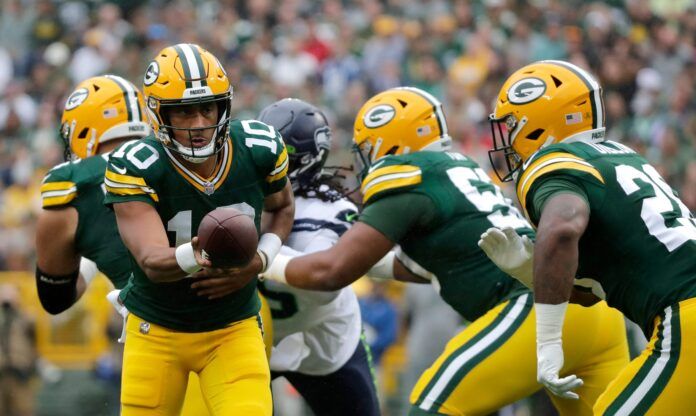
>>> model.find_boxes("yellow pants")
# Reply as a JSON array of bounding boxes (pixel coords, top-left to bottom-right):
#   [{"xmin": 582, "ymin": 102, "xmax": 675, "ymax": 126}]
[
  {"xmin": 120, "ymin": 313, "xmax": 271, "ymax": 416},
  {"xmin": 594, "ymin": 297, "xmax": 696, "ymax": 415},
  {"xmin": 410, "ymin": 293, "xmax": 629, "ymax": 415},
  {"xmin": 180, "ymin": 294, "xmax": 274, "ymax": 416}
]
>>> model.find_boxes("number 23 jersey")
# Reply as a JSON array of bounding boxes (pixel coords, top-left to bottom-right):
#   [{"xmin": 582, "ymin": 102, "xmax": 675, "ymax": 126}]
[
  {"xmin": 518, "ymin": 139, "xmax": 696, "ymax": 335},
  {"xmin": 104, "ymin": 119, "xmax": 288, "ymax": 332}
]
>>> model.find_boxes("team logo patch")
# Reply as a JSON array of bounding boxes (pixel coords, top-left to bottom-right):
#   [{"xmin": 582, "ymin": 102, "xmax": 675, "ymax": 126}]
[
  {"xmin": 143, "ymin": 61, "xmax": 160, "ymax": 86},
  {"xmin": 507, "ymin": 77, "xmax": 546, "ymax": 105},
  {"xmin": 65, "ymin": 88, "xmax": 88, "ymax": 110},
  {"xmin": 364, "ymin": 104, "xmax": 396, "ymax": 128}
]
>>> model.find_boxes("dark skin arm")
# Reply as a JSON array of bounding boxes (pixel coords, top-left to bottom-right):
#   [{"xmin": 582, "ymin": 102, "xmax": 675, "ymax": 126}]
[
  {"xmin": 35, "ymin": 207, "xmax": 88, "ymax": 307},
  {"xmin": 533, "ymin": 193, "xmax": 590, "ymax": 305},
  {"xmin": 192, "ymin": 181, "xmax": 295, "ymax": 298}
]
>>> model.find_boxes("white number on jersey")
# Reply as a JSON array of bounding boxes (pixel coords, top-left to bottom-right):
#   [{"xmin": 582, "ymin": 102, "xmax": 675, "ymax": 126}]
[
  {"xmin": 111, "ymin": 140, "xmax": 159, "ymax": 170},
  {"xmin": 242, "ymin": 120, "xmax": 278, "ymax": 154},
  {"xmin": 446, "ymin": 166, "xmax": 530, "ymax": 229},
  {"xmin": 616, "ymin": 164, "xmax": 696, "ymax": 252},
  {"xmin": 166, "ymin": 202, "xmax": 255, "ymax": 247}
]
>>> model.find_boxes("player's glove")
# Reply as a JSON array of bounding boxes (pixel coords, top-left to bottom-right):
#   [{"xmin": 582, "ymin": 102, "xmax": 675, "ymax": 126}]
[
  {"xmin": 535, "ymin": 302, "xmax": 583, "ymax": 400},
  {"xmin": 478, "ymin": 227, "xmax": 534, "ymax": 288}
]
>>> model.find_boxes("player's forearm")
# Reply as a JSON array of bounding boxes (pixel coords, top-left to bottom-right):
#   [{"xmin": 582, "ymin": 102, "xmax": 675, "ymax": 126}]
[
  {"xmin": 262, "ymin": 182, "xmax": 295, "ymax": 240},
  {"xmin": 533, "ymin": 224, "xmax": 580, "ymax": 304},
  {"xmin": 286, "ymin": 251, "xmax": 359, "ymax": 291},
  {"xmin": 137, "ymin": 247, "xmax": 189, "ymax": 282}
]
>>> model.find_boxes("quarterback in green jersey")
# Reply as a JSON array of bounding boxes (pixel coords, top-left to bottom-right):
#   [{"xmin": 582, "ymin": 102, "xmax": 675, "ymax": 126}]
[
  {"xmin": 262, "ymin": 87, "xmax": 629, "ymax": 415},
  {"xmin": 105, "ymin": 44, "xmax": 293, "ymax": 416},
  {"xmin": 488, "ymin": 60, "xmax": 696, "ymax": 415},
  {"xmin": 36, "ymin": 75, "xmax": 150, "ymax": 314}
]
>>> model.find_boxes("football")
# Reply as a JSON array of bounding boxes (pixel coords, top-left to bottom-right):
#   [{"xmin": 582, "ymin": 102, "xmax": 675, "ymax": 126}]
[{"xmin": 197, "ymin": 207, "xmax": 258, "ymax": 268}]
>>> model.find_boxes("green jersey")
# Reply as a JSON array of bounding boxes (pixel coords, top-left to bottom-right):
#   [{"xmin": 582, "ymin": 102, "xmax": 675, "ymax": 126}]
[
  {"xmin": 104, "ymin": 119, "xmax": 289, "ymax": 332},
  {"xmin": 518, "ymin": 139, "xmax": 696, "ymax": 334},
  {"xmin": 359, "ymin": 151, "xmax": 533, "ymax": 322},
  {"xmin": 40, "ymin": 155, "xmax": 131, "ymax": 289}
]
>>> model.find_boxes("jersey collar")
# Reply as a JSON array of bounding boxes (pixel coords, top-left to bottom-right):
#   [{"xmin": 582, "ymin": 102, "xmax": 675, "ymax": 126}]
[{"xmin": 163, "ymin": 138, "xmax": 233, "ymax": 195}]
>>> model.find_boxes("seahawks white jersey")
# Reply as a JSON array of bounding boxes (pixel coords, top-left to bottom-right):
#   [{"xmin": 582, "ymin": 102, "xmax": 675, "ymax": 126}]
[{"xmin": 260, "ymin": 192, "xmax": 362, "ymax": 376}]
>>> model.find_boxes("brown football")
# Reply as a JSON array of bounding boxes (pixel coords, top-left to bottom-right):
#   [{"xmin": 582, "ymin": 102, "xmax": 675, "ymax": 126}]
[{"xmin": 197, "ymin": 207, "xmax": 258, "ymax": 268}]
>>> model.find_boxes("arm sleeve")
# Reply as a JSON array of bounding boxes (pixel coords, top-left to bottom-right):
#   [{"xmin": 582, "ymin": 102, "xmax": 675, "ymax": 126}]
[
  {"xmin": 40, "ymin": 163, "xmax": 77, "ymax": 208},
  {"xmin": 261, "ymin": 128, "xmax": 289, "ymax": 195},
  {"xmin": 359, "ymin": 192, "xmax": 437, "ymax": 243},
  {"xmin": 103, "ymin": 149, "xmax": 159, "ymax": 207},
  {"xmin": 527, "ymin": 175, "xmax": 590, "ymax": 226}
]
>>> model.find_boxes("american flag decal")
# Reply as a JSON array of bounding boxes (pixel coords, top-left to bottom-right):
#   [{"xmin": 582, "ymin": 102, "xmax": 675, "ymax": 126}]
[
  {"xmin": 417, "ymin": 125, "xmax": 431, "ymax": 136},
  {"xmin": 565, "ymin": 112, "xmax": 583, "ymax": 125},
  {"xmin": 103, "ymin": 108, "xmax": 118, "ymax": 118}
]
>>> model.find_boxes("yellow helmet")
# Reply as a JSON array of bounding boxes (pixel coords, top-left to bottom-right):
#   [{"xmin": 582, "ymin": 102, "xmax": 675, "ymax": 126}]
[
  {"xmin": 143, "ymin": 43, "xmax": 232, "ymax": 163},
  {"xmin": 489, "ymin": 60, "xmax": 605, "ymax": 181},
  {"xmin": 353, "ymin": 87, "xmax": 451, "ymax": 178},
  {"xmin": 61, "ymin": 75, "xmax": 150, "ymax": 160}
]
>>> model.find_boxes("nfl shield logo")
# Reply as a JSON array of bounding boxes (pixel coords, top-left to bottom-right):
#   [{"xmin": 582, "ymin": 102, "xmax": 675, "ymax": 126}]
[{"xmin": 204, "ymin": 182, "xmax": 215, "ymax": 195}]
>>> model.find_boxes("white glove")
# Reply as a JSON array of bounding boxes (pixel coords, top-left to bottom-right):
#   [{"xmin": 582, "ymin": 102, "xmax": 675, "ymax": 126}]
[
  {"xmin": 535, "ymin": 302, "xmax": 583, "ymax": 399},
  {"xmin": 537, "ymin": 341, "xmax": 583, "ymax": 399},
  {"xmin": 478, "ymin": 227, "xmax": 534, "ymax": 288}
]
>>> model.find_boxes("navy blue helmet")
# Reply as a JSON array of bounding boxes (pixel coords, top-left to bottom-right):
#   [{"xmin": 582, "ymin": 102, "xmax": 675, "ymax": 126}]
[{"xmin": 258, "ymin": 98, "xmax": 332, "ymax": 191}]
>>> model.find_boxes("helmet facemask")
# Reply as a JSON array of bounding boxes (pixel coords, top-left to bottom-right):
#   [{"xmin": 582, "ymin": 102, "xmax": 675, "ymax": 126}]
[
  {"xmin": 488, "ymin": 113, "xmax": 527, "ymax": 182},
  {"xmin": 153, "ymin": 93, "xmax": 231, "ymax": 164}
]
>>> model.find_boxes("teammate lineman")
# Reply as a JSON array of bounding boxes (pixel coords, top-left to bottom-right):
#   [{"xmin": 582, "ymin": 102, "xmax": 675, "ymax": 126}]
[
  {"xmin": 262, "ymin": 87, "xmax": 629, "ymax": 415},
  {"xmin": 105, "ymin": 43, "xmax": 294, "ymax": 415},
  {"xmin": 487, "ymin": 59, "xmax": 696, "ymax": 414},
  {"xmin": 36, "ymin": 75, "xmax": 150, "ymax": 313}
]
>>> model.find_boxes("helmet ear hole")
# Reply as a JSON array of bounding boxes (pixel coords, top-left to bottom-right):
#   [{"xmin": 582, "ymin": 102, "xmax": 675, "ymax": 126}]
[
  {"xmin": 526, "ymin": 128, "xmax": 544, "ymax": 140},
  {"xmin": 78, "ymin": 127, "xmax": 90, "ymax": 139},
  {"xmin": 551, "ymin": 75, "xmax": 563, "ymax": 87}
]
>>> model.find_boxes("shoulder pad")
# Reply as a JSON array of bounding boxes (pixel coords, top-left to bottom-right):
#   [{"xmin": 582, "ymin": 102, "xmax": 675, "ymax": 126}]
[
  {"xmin": 104, "ymin": 139, "xmax": 160, "ymax": 203},
  {"xmin": 361, "ymin": 161, "xmax": 422, "ymax": 204},
  {"xmin": 232, "ymin": 119, "xmax": 288, "ymax": 188},
  {"xmin": 41, "ymin": 160, "xmax": 79, "ymax": 208},
  {"xmin": 517, "ymin": 149, "xmax": 604, "ymax": 213}
]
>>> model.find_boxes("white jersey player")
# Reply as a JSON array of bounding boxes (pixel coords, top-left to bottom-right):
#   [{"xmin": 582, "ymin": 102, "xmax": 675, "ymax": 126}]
[{"xmin": 257, "ymin": 99, "xmax": 380, "ymax": 416}]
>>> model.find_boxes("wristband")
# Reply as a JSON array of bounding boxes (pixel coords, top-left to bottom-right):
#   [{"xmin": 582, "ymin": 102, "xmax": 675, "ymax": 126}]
[
  {"xmin": 79, "ymin": 258, "xmax": 98, "ymax": 286},
  {"xmin": 257, "ymin": 233, "xmax": 282, "ymax": 272},
  {"xmin": 175, "ymin": 242, "xmax": 202, "ymax": 275},
  {"xmin": 260, "ymin": 253, "xmax": 291, "ymax": 284},
  {"xmin": 535, "ymin": 302, "xmax": 568, "ymax": 345},
  {"xmin": 367, "ymin": 251, "xmax": 395, "ymax": 280}
]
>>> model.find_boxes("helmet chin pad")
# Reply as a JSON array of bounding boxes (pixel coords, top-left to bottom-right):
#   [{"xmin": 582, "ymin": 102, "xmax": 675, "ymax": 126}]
[{"xmin": 172, "ymin": 135, "xmax": 217, "ymax": 163}]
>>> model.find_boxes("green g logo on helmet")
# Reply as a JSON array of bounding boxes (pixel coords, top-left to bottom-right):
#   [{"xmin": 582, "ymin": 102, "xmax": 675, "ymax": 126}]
[
  {"xmin": 507, "ymin": 77, "xmax": 546, "ymax": 105},
  {"xmin": 364, "ymin": 104, "xmax": 396, "ymax": 128}
]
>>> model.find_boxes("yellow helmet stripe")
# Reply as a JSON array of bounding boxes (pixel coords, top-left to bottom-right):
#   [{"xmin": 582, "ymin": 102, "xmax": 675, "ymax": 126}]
[
  {"xmin": 396, "ymin": 87, "xmax": 449, "ymax": 138},
  {"xmin": 542, "ymin": 60, "xmax": 603, "ymax": 129},
  {"xmin": 105, "ymin": 75, "xmax": 141, "ymax": 122}
]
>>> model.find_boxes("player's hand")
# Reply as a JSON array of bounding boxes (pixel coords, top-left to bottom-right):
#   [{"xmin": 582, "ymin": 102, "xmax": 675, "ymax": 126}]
[
  {"xmin": 190, "ymin": 253, "xmax": 264, "ymax": 299},
  {"xmin": 537, "ymin": 341, "xmax": 583, "ymax": 399},
  {"xmin": 478, "ymin": 227, "xmax": 534, "ymax": 287},
  {"xmin": 191, "ymin": 236, "xmax": 213, "ymax": 268}
]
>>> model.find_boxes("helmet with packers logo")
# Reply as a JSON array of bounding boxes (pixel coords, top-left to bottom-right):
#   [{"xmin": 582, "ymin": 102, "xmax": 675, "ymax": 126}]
[
  {"xmin": 61, "ymin": 75, "xmax": 150, "ymax": 160},
  {"xmin": 143, "ymin": 43, "xmax": 232, "ymax": 163},
  {"xmin": 353, "ymin": 87, "xmax": 451, "ymax": 179},
  {"xmin": 489, "ymin": 60, "xmax": 606, "ymax": 182}
]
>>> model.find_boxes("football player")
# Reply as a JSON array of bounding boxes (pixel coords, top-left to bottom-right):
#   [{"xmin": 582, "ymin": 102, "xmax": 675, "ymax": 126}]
[
  {"xmin": 261, "ymin": 87, "xmax": 629, "ymax": 415},
  {"xmin": 36, "ymin": 75, "xmax": 150, "ymax": 314},
  {"xmin": 254, "ymin": 98, "xmax": 380, "ymax": 416},
  {"xmin": 105, "ymin": 43, "xmax": 294, "ymax": 416},
  {"xmin": 486, "ymin": 60, "xmax": 696, "ymax": 414}
]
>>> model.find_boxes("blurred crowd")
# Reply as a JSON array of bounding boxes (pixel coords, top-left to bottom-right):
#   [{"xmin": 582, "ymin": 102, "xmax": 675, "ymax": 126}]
[
  {"xmin": 1, "ymin": 0, "xmax": 694, "ymax": 414},
  {"xmin": 2, "ymin": 0, "xmax": 696, "ymax": 271}
]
